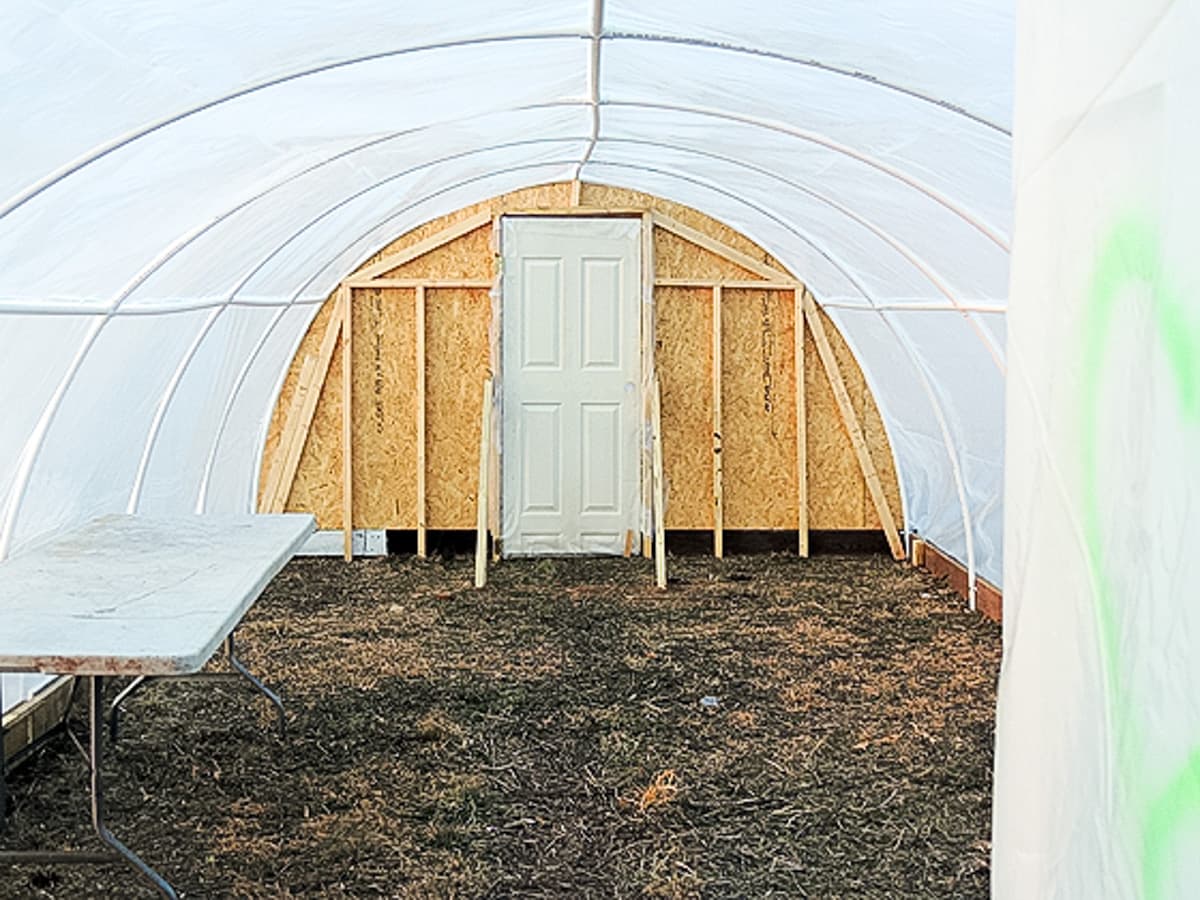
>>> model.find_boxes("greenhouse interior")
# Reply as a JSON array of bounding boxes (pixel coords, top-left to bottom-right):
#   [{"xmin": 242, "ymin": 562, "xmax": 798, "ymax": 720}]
[{"xmin": 0, "ymin": 1, "xmax": 1197, "ymax": 897}]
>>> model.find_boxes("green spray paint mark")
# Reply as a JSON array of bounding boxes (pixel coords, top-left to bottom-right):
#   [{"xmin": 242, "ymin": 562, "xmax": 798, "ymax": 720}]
[{"xmin": 1081, "ymin": 214, "xmax": 1200, "ymax": 899}]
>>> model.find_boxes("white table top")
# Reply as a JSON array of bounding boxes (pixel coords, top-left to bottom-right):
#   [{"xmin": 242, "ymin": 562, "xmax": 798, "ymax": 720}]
[{"xmin": 0, "ymin": 514, "xmax": 315, "ymax": 676}]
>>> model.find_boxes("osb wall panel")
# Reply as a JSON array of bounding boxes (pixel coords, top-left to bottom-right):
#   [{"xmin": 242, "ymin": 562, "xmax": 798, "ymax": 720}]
[
  {"xmin": 376, "ymin": 225, "xmax": 492, "ymax": 282},
  {"xmin": 425, "ymin": 287, "xmax": 490, "ymax": 528},
  {"xmin": 258, "ymin": 297, "xmax": 343, "ymax": 528},
  {"xmin": 803, "ymin": 306, "xmax": 902, "ymax": 529},
  {"xmin": 655, "ymin": 228, "xmax": 758, "ymax": 281},
  {"xmin": 260, "ymin": 180, "xmax": 902, "ymax": 536},
  {"xmin": 287, "ymin": 335, "xmax": 345, "ymax": 528},
  {"xmin": 655, "ymin": 286, "xmax": 713, "ymax": 528},
  {"xmin": 722, "ymin": 289, "xmax": 798, "ymax": 529},
  {"xmin": 804, "ymin": 314, "xmax": 864, "ymax": 529},
  {"xmin": 351, "ymin": 287, "xmax": 416, "ymax": 527}
]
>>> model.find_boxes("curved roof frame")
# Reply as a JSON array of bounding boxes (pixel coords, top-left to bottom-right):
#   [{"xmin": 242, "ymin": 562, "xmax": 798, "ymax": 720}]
[
  {"xmin": 0, "ymin": 25, "xmax": 1008, "ymax": 225},
  {"xmin": 0, "ymin": 3, "xmax": 1011, "ymax": 596}
]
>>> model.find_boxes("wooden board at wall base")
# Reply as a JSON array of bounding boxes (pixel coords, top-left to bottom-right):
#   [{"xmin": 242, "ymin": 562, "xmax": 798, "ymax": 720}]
[{"xmin": 920, "ymin": 541, "xmax": 1003, "ymax": 624}]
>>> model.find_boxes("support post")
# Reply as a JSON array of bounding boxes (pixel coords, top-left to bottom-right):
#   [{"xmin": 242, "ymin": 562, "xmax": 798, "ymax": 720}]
[
  {"xmin": 794, "ymin": 289, "xmax": 809, "ymax": 557},
  {"xmin": 341, "ymin": 284, "xmax": 353, "ymax": 561},
  {"xmin": 641, "ymin": 211, "xmax": 655, "ymax": 558},
  {"xmin": 415, "ymin": 285, "xmax": 427, "ymax": 558},
  {"xmin": 652, "ymin": 379, "xmax": 667, "ymax": 588},
  {"xmin": 474, "ymin": 377, "xmax": 493, "ymax": 588},
  {"xmin": 802, "ymin": 291, "xmax": 904, "ymax": 560},
  {"xmin": 712, "ymin": 285, "xmax": 724, "ymax": 558}
]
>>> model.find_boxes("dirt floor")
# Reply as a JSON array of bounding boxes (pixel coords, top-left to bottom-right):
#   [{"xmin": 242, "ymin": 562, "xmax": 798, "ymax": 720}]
[{"xmin": 2, "ymin": 550, "xmax": 1000, "ymax": 899}]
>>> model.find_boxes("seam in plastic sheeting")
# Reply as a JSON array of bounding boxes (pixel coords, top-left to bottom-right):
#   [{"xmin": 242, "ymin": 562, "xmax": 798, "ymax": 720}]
[
  {"xmin": 573, "ymin": 0, "xmax": 604, "ymax": 182},
  {"xmin": 601, "ymin": 32, "xmax": 1011, "ymax": 135}
]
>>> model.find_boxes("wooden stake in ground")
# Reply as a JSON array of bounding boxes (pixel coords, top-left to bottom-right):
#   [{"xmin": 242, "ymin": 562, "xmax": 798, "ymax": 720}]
[
  {"xmin": 641, "ymin": 211, "xmax": 655, "ymax": 559},
  {"xmin": 652, "ymin": 380, "xmax": 667, "ymax": 589},
  {"xmin": 794, "ymin": 288, "xmax": 809, "ymax": 557},
  {"xmin": 712, "ymin": 285, "xmax": 724, "ymax": 559},
  {"xmin": 474, "ymin": 377, "xmax": 493, "ymax": 588},
  {"xmin": 415, "ymin": 284, "xmax": 427, "ymax": 559}
]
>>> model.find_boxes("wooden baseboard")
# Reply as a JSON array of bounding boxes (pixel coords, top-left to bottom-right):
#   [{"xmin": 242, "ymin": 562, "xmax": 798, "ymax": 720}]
[
  {"xmin": 3, "ymin": 676, "xmax": 74, "ymax": 768},
  {"xmin": 912, "ymin": 539, "xmax": 1002, "ymax": 623}
]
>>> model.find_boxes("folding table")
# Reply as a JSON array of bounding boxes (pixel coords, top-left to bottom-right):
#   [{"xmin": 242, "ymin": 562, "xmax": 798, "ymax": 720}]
[{"xmin": 0, "ymin": 513, "xmax": 315, "ymax": 898}]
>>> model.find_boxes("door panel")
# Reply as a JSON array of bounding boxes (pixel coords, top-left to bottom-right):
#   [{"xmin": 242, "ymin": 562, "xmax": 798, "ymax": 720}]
[{"xmin": 501, "ymin": 217, "xmax": 641, "ymax": 556}]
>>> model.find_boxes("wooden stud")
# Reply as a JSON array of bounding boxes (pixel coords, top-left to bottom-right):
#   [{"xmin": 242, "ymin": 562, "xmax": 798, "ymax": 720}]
[
  {"xmin": 489, "ymin": 215, "xmax": 502, "ymax": 560},
  {"xmin": 651, "ymin": 211, "xmax": 795, "ymax": 283},
  {"xmin": 352, "ymin": 211, "xmax": 492, "ymax": 282},
  {"xmin": 794, "ymin": 289, "xmax": 809, "ymax": 558},
  {"xmin": 474, "ymin": 377, "xmax": 493, "ymax": 588},
  {"xmin": 261, "ymin": 294, "xmax": 343, "ymax": 513},
  {"xmin": 712, "ymin": 285, "xmax": 724, "ymax": 559},
  {"xmin": 346, "ymin": 278, "xmax": 493, "ymax": 289},
  {"xmin": 503, "ymin": 206, "xmax": 645, "ymax": 218},
  {"xmin": 341, "ymin": 284, "xmax": 353, "ymax": 561},
  {"xmin": 415, "ymin": 284, "xmax": 427, "ymax": 558},
  {"xmin": 654, "ymin": 278, "xmax": 799, "ymax": 290},
  {"xmin": 802, "ymin": 291, "xmax": 905, "ymax": 560},
  {"xmin": 260, "ymin": 355, "xmax": 316, "ymax": 511},
  {"xmin": 623, "ymin": 529, "xmax": 633, "ymax": 558},
  {"xmin": 641, "ymin": 211, "xmax": 655, "ymax": 558},
  {"xmin": 652, "ymin": 379, "xmax": 667, "ymax": 588}
]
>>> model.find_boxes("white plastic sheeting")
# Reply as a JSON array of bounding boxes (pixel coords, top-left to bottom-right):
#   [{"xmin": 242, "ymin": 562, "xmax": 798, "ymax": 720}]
[
  {"xmin": 0, "ymin": 3, "xmax": 1012, "ymax": 705},
  {"xmin": 994, "ymin": 1, "xmax": 1200, "ymax": 897}
]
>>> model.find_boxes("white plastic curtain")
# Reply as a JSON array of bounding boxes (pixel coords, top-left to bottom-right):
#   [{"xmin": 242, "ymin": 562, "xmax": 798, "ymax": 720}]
[
  {"xmin": 993, "ymin": 2, "xmax": 1200, "ymax": 897},
  {"xmin": 0, "ymin": 2, "xmax": 1012, "ymax": 703}
]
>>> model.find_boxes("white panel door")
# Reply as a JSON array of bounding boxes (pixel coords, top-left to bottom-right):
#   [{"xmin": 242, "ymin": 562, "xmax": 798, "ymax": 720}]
[{"xmin": 501, "ymin": 217, "xmax": 641, "ymax": 555}]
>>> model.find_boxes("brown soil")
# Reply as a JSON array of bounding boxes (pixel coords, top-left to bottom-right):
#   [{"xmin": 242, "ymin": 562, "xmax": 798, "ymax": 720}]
[{"xmin": 2, "ymin": 551, "xmax": 1000, "ymax": 898}]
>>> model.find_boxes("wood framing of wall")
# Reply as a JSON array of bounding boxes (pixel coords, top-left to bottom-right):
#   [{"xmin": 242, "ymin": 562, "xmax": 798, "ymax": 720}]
[{"xmin": 258, "ymin": 182, "xmax": 904, "ymax": 556}]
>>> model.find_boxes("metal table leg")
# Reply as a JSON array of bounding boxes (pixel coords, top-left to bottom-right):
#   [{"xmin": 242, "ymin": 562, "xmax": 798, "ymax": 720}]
[
  {"xmin": 225, "ymin": 633, "xmax": 286, "ymax": 736},
  {"xmin": 109, "ymin": 630, "xmax": 285, "ymax": 742},
  {"xmin": 0, "ymin": 676, "xmax": 179, "ymax": 899}
]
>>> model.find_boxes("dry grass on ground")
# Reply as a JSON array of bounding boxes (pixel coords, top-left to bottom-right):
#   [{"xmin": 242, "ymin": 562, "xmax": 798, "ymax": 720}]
[{"xmin": 2, "ymin": 551, "xmax": 1000, "ymax": 898}]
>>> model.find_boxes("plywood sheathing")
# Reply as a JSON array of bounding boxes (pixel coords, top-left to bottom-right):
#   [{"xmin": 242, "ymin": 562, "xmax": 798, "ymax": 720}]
[
  {"xmin": 655, "ymin": 229, "xmax": 761, "ymax": 282},
  {"xmin": 350, "ymin": 287, "xmax": 416, "ymax": 528},
  {"xmin": 260, "ymin": 181, "xmax": 901, "ymax": 536},
  {"xmin": 655, "ymin": 286, "xmax": 714, "ymax": 529},
  {"xmin": 287, "ymin": 335, "xmax": 345, "ymax": 529},
  {"xmin": 425, "ymin": 288, "xmax": 490, "ymax": 528},
  {"xmin": 723, "ymin": 289, "xmax": 799, "ymax": 529},
  {"xmin": 803, "ymin": 305, "xmax": 903, "ymax": 530}
]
